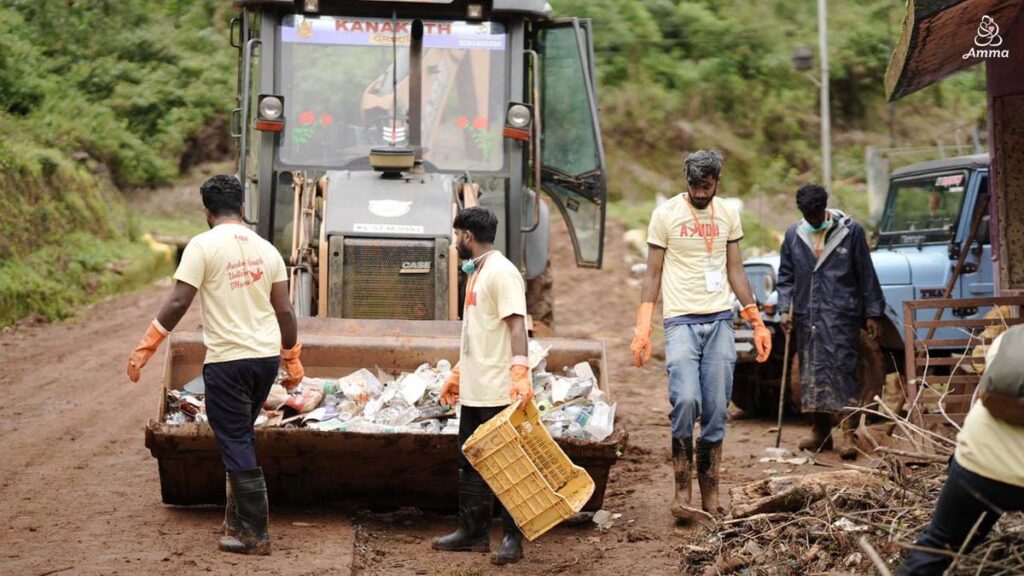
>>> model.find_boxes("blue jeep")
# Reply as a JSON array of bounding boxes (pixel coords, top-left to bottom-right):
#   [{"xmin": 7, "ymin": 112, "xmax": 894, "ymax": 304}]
[{"xmin": 732, "ymin": 154, "xmax": 992, "ymax": 414}]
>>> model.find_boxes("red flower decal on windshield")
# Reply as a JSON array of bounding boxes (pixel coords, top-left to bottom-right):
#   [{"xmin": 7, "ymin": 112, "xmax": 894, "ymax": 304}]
[
  {"xmin": 320, "ymin": 113, "xmax": 333, "ymax": 127},
  {"xmin": 472, "ymin": 116, "xmax": 488, "ymax": 130},
  {"xmin": 456, "ymin": 116, "xmax": 469, "ymax": 129},
  {"xmin": 298, "ymin": 111, "xmax": 316, "ymax": 125}
]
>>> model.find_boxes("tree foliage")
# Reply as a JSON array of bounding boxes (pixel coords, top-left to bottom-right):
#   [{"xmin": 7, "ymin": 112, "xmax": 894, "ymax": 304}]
[{"xmin": 555, "ymin": 0, "xmax": 988, "ymax": 221}]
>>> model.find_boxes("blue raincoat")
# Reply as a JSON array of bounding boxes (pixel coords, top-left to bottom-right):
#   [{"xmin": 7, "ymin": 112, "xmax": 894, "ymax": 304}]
[{"xmin": 776, "ymin": 210, "xmax": 885, "ymax": 413}]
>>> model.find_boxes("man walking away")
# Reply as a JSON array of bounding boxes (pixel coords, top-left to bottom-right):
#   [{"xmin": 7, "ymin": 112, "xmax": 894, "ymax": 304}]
[
  {"xmin": 125, "ymin": 175, "xmax": 304, "ymax": 555},
  {"xmin": 897, "ymin": 326, "xmax": 1024, "ymax": 575},
  {"xmin": 777, "ymin": 184, "xmax": 884, "ymax": 460},
  {"xmin": 631, "ymin": 150, "xmax": 771, "ymax": 522},
  {"xmin": 432, "ymin": 206, "xmax": 534, "ymax": 565}
]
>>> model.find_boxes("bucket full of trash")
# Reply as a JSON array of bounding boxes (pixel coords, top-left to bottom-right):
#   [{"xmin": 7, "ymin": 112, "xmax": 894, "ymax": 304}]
[{"xmin": 462, "ymin": 399, "xmax": 595, "ymax": 541}]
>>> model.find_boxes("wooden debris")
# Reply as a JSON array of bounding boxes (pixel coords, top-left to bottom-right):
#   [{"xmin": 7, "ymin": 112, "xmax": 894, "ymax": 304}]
[{"xmin": 729, "ymin": 469, "xmax": 884, "ymax": 519}]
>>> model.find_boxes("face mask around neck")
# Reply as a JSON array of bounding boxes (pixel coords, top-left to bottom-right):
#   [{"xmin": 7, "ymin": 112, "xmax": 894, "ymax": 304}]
[
  {"xmin": 802, "ymin": 213, "xmax": 832, "ymax": 233},
  {"xmin": 461, "ymin": 250, "xmax": 494, "ymax": 275}
]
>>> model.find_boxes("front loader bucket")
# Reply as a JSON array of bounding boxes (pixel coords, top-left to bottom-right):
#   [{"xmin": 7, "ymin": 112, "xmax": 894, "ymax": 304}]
[{"xmin": 145, "ymin": 319, "xmax": 627, "ymax": 509}]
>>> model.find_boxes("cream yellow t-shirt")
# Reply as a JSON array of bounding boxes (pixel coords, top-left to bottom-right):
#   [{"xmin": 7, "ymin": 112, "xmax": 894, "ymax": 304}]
[
  {"xmin": 174, "ymin": 223, "xmax": 288, "ymax": 364},
  {"xmin": 647, "ymin": 194, "xmax": 744, "ymax": 319},
  {"xmin": 955, "ymin": 332, "xmax": 1024, "ymax": 488},
  {"xmin": 459, "ymin": 251, "xmax": 527, "ymax": 407}
]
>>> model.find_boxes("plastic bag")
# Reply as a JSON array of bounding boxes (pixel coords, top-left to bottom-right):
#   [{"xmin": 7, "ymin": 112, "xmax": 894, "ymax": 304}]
[
  {"xmin": 264, "ymin": 384, "xmax": 289, "ymax": 410},
  {"xmin": 285, "ymin": 386, "xmax": 324, "ymax": 414},
  {"xmin": 337, "ymin": 369, "xmax": 383, "ymax": 404}
]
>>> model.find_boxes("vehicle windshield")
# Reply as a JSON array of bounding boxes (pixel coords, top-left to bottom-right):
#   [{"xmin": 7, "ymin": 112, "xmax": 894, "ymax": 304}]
[
  {"xmin": 277, "ymin": 15, "xmax": 507, "ymax": 172},
  {"xmin": 880, "ymin": 171, "xmax": 967, "ymax": 241}
]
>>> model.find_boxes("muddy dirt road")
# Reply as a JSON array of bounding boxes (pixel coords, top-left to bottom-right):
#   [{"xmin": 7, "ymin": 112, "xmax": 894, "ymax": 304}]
[{"xmin": 0, "ymin": 215, "xmax": 830, "ymax": 576}]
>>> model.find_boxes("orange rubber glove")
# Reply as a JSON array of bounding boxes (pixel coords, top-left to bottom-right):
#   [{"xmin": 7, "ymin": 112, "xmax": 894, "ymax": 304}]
[
  {"xmin": 280, "ymin": 343, "xmax": 305, "ymax": 390},
  {"xmin": 509, "ymin": 364, "xmax": 535, "ymax": 404},
  {"xmin": 127, "ymin": 319, "xmax": 169, "ymax": 383},
  {"xmin": 440, "ymin": 364, "xmax": 461, "ymax": 406},
  {"xmin": 631, "ymin": 302, "xmax": 655, "ymax": 368},
  {"xmin": 741, "ymin": 305, "xmax": 772, "ymax": 363}
]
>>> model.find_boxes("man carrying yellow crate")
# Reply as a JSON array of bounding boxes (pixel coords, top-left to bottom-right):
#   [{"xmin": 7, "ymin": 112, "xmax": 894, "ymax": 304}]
[
  {"xmin": 432, "ymin": 206, "xmax": 535, "ymax": 565},
  {"xmin": 632, "ymin": 150, "xmax": 771, "ymax": 522}
]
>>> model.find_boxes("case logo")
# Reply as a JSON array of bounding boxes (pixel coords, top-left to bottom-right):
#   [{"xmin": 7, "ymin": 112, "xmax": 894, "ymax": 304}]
[{"xmin": 400, "ymin": 261, "xmax": 432, "ymax": 274}]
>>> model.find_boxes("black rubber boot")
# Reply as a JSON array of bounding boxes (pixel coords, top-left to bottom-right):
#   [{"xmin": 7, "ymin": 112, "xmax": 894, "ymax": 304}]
[
  {"xmin": 799, "ymin": 413, "xmax": 834, "ymax": 452},
  {"xmin": 432, "ymin": 470, "xmax": 492, "ymax": 553},
  {"xmin": 671, "ymin": 437, "xmax": 712, "ymax": 524},
  {"xmin": 219, "ymin": 468, "xmax": 271, "ymax": 555},
  {"xmin": 697, "ymin": 440, "xmax": 726, "ymax": 518},
  {"xmin": 222, "ymin": 473, "xmax": 240, "ymax": 537},
  {"xmin": 490, "ymin": 507, "xmax": 523, "ymax": 565}
]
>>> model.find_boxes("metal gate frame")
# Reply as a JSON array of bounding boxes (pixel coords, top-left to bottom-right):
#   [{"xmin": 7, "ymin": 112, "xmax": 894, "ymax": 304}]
[{"xmin": 903, "ymin": 296, "xmax": 1024, "ymax": 425}]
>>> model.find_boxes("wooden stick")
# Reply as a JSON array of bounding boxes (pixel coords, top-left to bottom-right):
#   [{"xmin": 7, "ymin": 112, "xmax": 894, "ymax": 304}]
[
  {"xmin": 874, "ymin": 446, "xmax": 949, "ymax": 464},
  {"xmin": 859, "ymin": 536, "xmax": 894, "ymax": 576},
  {"xmin": 776, "ymin": 300, "xmax": 795, "ymax": 449}
]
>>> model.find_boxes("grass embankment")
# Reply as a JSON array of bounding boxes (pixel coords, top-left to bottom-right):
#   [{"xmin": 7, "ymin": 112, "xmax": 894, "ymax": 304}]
[{"xmin": 0, "ymin": 1, "xmax": 233, "ymax": 327}]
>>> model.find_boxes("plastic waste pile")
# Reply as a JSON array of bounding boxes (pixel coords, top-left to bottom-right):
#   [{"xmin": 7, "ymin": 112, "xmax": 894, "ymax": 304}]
[{"xmin": 164, "ymin": 340, "xmax": 616, "ymax": 442}]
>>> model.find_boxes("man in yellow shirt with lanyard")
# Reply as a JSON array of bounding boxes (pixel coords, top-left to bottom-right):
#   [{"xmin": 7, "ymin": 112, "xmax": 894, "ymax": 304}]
[
  {"xmin": 632, "ymin": 150, "xmax": 771, "ymax": 522},
  {"xmin": 432, "ymin": 206, "xmax": 533, "ymax": 565}
]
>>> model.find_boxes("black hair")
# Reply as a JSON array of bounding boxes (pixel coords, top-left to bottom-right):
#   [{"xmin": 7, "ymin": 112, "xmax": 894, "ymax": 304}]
[
  {"xmin": 796, "ymin": 184, "xmax": 829, "ymax": 215},
  {"xmin": 684, "ymin": 150, "xmax": 724, "ymax": 187},
  {"xmin": 200, "ymin": 175, "xmax": 244, "ymax": 217},
  {"xmin": 453, "ymin": 206, "xmax": 498, "ymax": 244}
]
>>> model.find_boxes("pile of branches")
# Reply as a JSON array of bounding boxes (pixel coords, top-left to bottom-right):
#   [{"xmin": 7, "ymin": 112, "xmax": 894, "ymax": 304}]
[{"xmin": 679, "ymin": 400, "xmax": 1024, "ymax": 575}]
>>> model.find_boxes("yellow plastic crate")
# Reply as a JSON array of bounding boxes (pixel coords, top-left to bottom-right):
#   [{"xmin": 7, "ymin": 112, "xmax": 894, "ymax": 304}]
[{"xmin": 462, "ymin": 400, "xmax": 595, "ymax": 541}]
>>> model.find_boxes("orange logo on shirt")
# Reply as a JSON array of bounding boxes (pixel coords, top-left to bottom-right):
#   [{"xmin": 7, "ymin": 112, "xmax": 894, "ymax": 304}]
[
  {"xmin": 227, "ymin": 258, "xmax": 266, "ymax": 290},
  {"xmin": 680, "ymin": 223, "xmax": 720, "ymax": 238},
  {"xmin": 466, "ymin": 291, "xmax": 477, "ymax": 306}
]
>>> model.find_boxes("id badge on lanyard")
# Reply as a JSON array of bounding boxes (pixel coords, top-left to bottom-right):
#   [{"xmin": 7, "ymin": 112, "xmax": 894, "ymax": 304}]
[
  {"xmin": 704, "ymin": 256, "xmax": 724, "ymax": 293},
  {"xmin": 687, "ymin": 200, "xmax": 723, "ymax": 293}
]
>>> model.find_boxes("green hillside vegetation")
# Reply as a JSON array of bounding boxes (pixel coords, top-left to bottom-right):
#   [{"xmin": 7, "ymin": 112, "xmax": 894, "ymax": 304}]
[
  {"xmin": 0, "ymin": 0, "xmax": 234, "ymax": 325},
  {"xmin": 0, "ymin": 0, "xmax": 989, "ymax": 326},
  {"xmin": 554, "ymin": 0, "xmax": 987, "ymax": 239}
]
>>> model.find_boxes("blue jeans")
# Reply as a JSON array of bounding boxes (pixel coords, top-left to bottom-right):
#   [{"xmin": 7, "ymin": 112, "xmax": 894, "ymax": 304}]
[{"xmin": 664, "ymin": 319, "xmax": 736, "ymax": 443}]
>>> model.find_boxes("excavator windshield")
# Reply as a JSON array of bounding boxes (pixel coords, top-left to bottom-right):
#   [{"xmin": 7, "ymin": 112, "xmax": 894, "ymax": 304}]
[{"xmin": 277, "ymin": 15, "xmax": 508, "ymax": 172}]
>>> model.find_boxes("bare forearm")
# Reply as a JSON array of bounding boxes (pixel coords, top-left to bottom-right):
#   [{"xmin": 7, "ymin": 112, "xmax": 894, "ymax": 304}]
[
  {"xmin": 728, "ymin": 267, "xmax": 756, "ymax": 307},
  {"xmin": 277, "ymin": 311, "xmax": 298, "ymax": 350},
  {"xmin": 726, "ymin": 243, "xmax": 755, "ymax": 307},
  {"xmin": 642, "ymin": 271, "xmax": 661, "ymax": 304},
  {"xmin": 509, "ymin": 319, "xmax": 528, "ymax": 358},
  {"xmin": 156, "ymin": 302, "xmax": 188, "ymax": 331},
  {"xmin": 641, "ymin": 246, "xmax": 665, "ymax": 304},
  {"xmin": 155, "ymin": 282, "xmax": 197, "ymax": 331}
]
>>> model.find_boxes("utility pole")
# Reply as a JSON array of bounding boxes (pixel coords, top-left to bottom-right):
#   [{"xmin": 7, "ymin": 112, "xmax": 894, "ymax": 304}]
[{"xmin": 818, "ymin": 0, "xmax": 832, "ymax": 189}]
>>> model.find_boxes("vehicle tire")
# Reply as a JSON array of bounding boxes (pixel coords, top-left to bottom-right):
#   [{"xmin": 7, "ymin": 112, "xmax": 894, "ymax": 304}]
[
  {"xmin": 526, "ymin": 260, "xmax": 554, "ymax": 332},
  {"xmin": 731, "ymin": 365, "xmax": 762, "ymax": 413}
]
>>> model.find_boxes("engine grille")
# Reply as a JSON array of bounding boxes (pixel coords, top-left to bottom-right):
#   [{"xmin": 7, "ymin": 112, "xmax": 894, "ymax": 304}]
[{"xmin": 332, "ymin": 237, "xmax": 443, "ymax": 320}]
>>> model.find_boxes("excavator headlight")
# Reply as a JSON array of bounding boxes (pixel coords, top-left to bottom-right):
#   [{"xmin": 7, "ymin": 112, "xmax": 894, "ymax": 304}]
[
  {"xmin": 503, "ymin": 102, "xmax": 533, "ymax": 141},
  {"xmin": 256, "ymin": 94, "xmax": 285, "ymax": 132},
  {"xmin": 258, "ymin": 95, "xmax": 284, "ymax": 121},
  {"xmin": 506, "ymin": 104, "xmax": 531, "ymax": 129}
]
